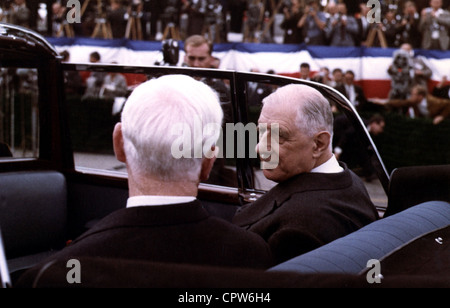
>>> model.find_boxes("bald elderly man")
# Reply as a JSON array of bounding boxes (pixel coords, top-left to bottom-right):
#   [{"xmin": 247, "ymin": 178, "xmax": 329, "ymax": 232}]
[{"xmin": 233, "ymin": 84, "xmax": 379, "ymax": 264}]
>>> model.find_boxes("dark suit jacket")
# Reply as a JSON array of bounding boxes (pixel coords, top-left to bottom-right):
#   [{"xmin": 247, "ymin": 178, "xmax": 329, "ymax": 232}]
[
  {"xmin": 335, "ymin": 83, "xmax": 368, "ymax": 112},
  {"xmin": 233, "ymin": 164, "xmax": 379, "ymax": 264},
  {"xmin": 29, "ymin": 201, "xmax": 274, "ymax": 270}
]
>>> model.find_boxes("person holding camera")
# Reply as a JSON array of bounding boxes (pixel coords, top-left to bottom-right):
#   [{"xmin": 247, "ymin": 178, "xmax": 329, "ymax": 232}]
[
  {"xmin": 387, "ymin": 43, "xmax": 432, "ymax": 100},
  {"xmin": 325, "ymin": 2, "xmax": 359, "ymax": 47},
  {"xmin": 397, "ymin": 1, "xmax": 422, "ymax": 48},
  {"xmin": 107, "ymin": 0, "xmax": 128, "ymax": 38},
  {"xmin": 183, "ymin": 0, "xmax": 222, "ymax": 38},
  {"xmin": 387, "ymin": 49, "xmax": 413, "ymax": 100},
  {"xmin": 297, "ymin": 0, "xmax": 327, "ymax": 45},
  {"xmin": 419, "ymin": 0, "xmax": 450, "ymax": 50},
  {"xmin": 401, "ymin": 43, "xmax": 432, "ymax": 88},
  {"xmin": 8, "ymin": 0, "xmax": 30, "ymax": 28},
  {"xmin": 280, "ymin": 0, "xmax": 304, "ymax": 44}
]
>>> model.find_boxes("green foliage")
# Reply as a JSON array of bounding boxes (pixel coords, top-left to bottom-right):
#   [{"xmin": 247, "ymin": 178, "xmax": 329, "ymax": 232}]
[{"xmin": 372, "ymin": 113, "xmax": 450, "ymax": 173}]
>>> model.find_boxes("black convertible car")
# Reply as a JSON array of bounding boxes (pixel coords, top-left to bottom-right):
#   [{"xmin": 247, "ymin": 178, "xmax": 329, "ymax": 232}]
[{"xmin": 0, "ymin": 23, "xmax": 449, "ymax": 289}]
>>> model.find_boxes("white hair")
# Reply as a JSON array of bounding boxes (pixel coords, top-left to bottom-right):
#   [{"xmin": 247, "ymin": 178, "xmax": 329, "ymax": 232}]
[
  {"xmin": 263, "ymin": 84, "xmax": 334, "ymax": 138},
  {"xmin": 121, "ymin": 75, "xmax": 223, "ymax": 182}
]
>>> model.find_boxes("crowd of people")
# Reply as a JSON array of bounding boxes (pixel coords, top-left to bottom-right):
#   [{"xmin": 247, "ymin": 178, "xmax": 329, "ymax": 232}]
[
  {"xmin": 5, "ymin": 0, "xmax": 450, "ymax": 153},
  {"xmin": 287, "ymin": 46, "xmax": 450, "ymax": 125},
  {"xmin": 280, "ymin": 0, "xmax": 450, "ymax": 50},
  {"xmin": 61, "ymin": 33, "xmax": 450, "ymax": 127},
  {"xmin": 2, "ymin": 0, "xmax": 449, "ymax": 287},
  {"xmin": 1, "ymin": 0, "xmax": 450, "ymax": 50}
]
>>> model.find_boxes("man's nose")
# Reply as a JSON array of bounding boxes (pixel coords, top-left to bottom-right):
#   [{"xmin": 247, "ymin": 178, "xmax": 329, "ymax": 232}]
[{"xmin": 256, "ymin": 134, "xmax": 271, "ymax": 160}]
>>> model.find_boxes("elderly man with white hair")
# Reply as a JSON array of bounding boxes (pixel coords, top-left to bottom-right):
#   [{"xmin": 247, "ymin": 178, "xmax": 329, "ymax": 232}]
[
  {"xmin": 233, "ymin": 84, "xmax": 379, "ymax": 264},
  {"xmin": 17, "ymin": 75, "xmax": 274, "ymax": 274}
]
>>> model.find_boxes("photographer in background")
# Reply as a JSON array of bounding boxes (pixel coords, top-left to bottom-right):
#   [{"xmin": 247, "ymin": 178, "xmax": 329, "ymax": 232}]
[
  {"xmin": 228, "ymin": 0, "xmax": 247, "ymax": 34},
  {"xmin": 419, "ymin": 0, "xmax": 450, "ymax": 50},
  {"xmin": 183, "ymin": 0, "xmax": 224, "ymax": 39},
  {"xmin": 8, "ymin": 0, "xmax": 30, "ymax": 28},
  {"xmin": 140, "ymin": 0, "xmax": 163, "ymax": 40},
  {"xmin": 325, "ymin": 2, "xmax": 359, "ymax": 47},
  {"xmin": 387, "ymin": 48, "xmax": 413, "ymax": 99},
  {"xmin": 280, "ymin": 0, "xmax": 304, "ymax": 44},
  {"xmin": 160, "ymin": 0, "xmax": 182, "ymax": 39},
  {"xmin": 400, "ymin": 43, "xmax": 432, "ymax": 89},
  {"xmin": 387, "ymin": 43, "xmax": 432, "ymax": 100},
  {"xmin": 107, "ymin": 0, "xmax": 128, "ymax": 38},
  {"xmin": 298, "ymin": 0, "xmax": 327, "ymax": 45},
  {"xmin": 397, "ymin": 1, "xmax": 422, "ymax": 48}
]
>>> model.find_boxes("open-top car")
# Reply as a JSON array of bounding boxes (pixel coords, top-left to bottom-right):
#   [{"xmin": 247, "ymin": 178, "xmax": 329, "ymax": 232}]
[{"xmin": 0, "ymin": 23, "xmax": 449, "ymax": 289}]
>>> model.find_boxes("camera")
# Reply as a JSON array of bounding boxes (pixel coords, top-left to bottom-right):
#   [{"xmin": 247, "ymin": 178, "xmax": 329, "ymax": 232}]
[
  {"xmin": 389, "ymin": 50, "xmax": 412, "ymax": 99},
  {"xmin": 154, "ymin": 39, "xmax": 179, "ymax": 66},
  {"xmin": 392, "ymin": 50, "xmax": 410, "ymax": 70}
]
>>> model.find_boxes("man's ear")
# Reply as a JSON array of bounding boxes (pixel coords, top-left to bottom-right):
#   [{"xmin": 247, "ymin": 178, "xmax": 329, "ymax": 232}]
[
  {"xmin": 199, "ymin": 145, "xmax": 218, "ymax": 181},
  {"xmin": 312, "ymin": 131, "xmax": 331, "ymax": 158},
  {"xmin": 113, "ymin": 123, "xmax": 126, "ymax": 163}
]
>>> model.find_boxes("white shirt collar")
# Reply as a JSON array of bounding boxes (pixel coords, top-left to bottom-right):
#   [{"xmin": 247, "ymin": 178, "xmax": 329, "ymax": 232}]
[
  {"xmin": 126, "ymin": 195, "xmax": 196, "ymax": 208},
  {"xmin": 311, "ymin": 155, "xmax": 344, "ymax": 174}
]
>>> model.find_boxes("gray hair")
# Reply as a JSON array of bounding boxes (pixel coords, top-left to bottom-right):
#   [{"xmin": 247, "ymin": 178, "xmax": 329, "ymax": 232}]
[
  {"xmin": 121, "ymin": 75, "xmax": 223, "ymax": 182},
  {"xmin": 263, "ymin": 84, "xmax": 334, "ymax": 138}
]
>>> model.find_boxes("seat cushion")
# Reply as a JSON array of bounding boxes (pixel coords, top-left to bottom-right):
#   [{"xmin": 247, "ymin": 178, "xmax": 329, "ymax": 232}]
[
  {"xmin": 386, "ymin": 165, "xmax": 450, "ymax": 217},
  {"xmin": 269, "ymin": 201, "xmax": 450, "ymax": 274},
  {"xmin": 0, "ymin": 171, "xmax": 67, "ymax": 259}
]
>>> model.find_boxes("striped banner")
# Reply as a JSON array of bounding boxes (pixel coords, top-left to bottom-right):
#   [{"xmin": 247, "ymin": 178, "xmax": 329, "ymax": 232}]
[{"xmin": 47, "ymin": 37, "xmax": 450, "ymax": 99}]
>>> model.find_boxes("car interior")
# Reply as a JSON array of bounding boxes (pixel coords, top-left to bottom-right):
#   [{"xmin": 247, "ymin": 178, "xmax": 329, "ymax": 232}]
[{"xmin": 0, "ymin": 23, "xmax": 449, "ymax": 288}]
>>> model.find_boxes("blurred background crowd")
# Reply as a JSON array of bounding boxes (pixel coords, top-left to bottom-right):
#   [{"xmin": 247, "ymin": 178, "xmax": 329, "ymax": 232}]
[{"xmin": 1, "ymin": 0, "xmax": 450, "ymax": 50}]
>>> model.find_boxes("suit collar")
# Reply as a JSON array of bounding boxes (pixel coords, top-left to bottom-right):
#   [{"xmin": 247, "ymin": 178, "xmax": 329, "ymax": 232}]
[
  {"xmin": 233, "ymin": 163, "xmax": 353, "ymax": 227},
  {"xmin": 75, "ymin": 200, "xmax": 209, "ymax": 241}
]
